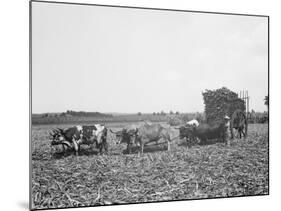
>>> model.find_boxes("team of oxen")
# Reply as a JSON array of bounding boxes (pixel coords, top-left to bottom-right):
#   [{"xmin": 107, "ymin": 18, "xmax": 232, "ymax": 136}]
[{"xmin": 50, "ymin": 115, "xmax": 231, "ymax": 156}]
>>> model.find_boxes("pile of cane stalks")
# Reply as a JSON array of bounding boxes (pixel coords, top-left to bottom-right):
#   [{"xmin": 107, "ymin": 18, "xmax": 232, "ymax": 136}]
[{"xmin": 202, "ymin": 87, "xmax": 245, "ymax": 123}]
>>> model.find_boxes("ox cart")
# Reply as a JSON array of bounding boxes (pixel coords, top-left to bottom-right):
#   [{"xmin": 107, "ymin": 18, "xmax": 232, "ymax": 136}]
[{"xmin": 203, "ymin": 87, "xmax": 249, "ymax": 139}]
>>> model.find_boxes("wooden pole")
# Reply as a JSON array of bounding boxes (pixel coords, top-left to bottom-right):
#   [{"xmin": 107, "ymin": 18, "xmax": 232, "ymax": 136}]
[{"xmin": 247, "ymin": 91, "xmax": 250, "ymax": 117}]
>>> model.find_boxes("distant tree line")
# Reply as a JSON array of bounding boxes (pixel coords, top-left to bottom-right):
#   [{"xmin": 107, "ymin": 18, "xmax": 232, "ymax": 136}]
[
  {"xmin": 32, "ymin": 110, "xmax": 113, "ymax": 125},
  {"xmin": 248, "ymin": 110, "xmax": 268, "ymax": 124},
  {"xmin": 65, "ymin": 110, "xmax": 113, "ymax": 117},
  {"xmin": 151, "ymin": 111, "xmax": 180, "ymax": 116}
]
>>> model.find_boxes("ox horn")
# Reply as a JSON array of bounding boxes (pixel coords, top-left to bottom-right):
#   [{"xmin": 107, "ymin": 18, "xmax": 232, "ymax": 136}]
[
  {"xmin": 57, "ymin": 128, "xmax": 64, "ymax": 133},
  {"xmin": 61, "ymin": 141, "xmax": 72, "ymax": 149},
  {"xmin": 52, "ymin": 129, "xmax": 58, "ymax": 134},
  {"xmin": 109, "ymin": 129, "xmax": 119, "ymax": 134}
]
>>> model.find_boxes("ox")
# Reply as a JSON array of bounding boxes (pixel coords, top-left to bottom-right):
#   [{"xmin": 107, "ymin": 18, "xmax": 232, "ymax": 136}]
[
  {"xmin": 176, "ymin": 119, "xmax": 200, "ymax": 147},
  {"xmin": 178, "ymin": 116, "xmax": 230, "ymax": 146},
  {"xmin": 186, "ymin": 119, "xmax": 199, "ymax": 127},
  {"xmin": 79, "ymin": 124, "xmax": 108, "ymax": 154},
  {"xmin": 178, "ymin": 125, "xmax": 198, "ymax": 148},
  {"xmin": 50, "ymin": 124, "xmax": 108, "ymax": 155},
  {"xmin": 191, "ymin": 116, "xmax": 230, "ymax": 145},
  {"xmin": 133, "ymin": 123, "xmax": 172, "ymax": 155},
  {"xmin": 50, "ymin": 126, "xmax": 82, "ymax": 154},
  {"xmin": 110, "ymin": 124, "xmax": 138, "ymax": 154}
]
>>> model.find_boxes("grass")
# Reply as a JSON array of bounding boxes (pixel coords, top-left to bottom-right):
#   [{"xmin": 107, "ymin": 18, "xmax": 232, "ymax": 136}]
[{"xmin": 31, "ymin": 123, "xmax": 269, "ymax": 209}]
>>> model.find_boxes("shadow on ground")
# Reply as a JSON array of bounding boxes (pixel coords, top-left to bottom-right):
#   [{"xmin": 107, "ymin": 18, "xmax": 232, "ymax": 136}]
[
  {"xmin": 177, "ymin": 138, "xmax": 227, "ymax": 148},
  {"xmin": 122, "ymin": 143, "xmax": 168, "ymax": 154}
]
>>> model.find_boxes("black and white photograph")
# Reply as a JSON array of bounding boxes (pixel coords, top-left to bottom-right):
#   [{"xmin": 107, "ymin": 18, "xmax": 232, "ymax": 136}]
[{"xmin": 30, "ymin": 1, "xmax": 269, "ymax": 210}]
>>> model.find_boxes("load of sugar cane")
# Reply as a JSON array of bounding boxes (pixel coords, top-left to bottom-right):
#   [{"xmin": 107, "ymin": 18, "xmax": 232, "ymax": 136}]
[{"xmin": 202, "ymin": 87, "xmax": 245, "ymax": 124}]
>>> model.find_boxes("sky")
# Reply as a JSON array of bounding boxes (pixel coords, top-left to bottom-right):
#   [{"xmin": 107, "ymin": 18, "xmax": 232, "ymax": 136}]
[{"xmin": 32, "ymin": 2, "xmax": 268, "ymax": 114}]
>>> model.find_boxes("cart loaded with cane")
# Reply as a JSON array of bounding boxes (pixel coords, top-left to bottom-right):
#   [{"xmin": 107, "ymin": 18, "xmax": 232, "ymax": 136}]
[{"xmin": 202, "ymin": 87, "xmax": 248, "ymax": 139}]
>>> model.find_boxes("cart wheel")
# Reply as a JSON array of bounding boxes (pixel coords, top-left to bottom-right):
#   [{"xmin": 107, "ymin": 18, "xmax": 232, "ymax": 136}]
[{"xmin": 230, "ymin": 109, "xmax": 248, "ymax": 139}]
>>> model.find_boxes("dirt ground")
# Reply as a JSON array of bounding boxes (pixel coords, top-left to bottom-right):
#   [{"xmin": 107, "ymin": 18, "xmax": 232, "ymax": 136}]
[{"xmin": 31, "ymin": 123, "xmax": 269, "ymax": 209}]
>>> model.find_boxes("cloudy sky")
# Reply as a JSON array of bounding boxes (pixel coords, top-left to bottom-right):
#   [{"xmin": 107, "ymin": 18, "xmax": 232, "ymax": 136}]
[{"xmin": 32, "ymin": 2, "xmax": 268, "ymax": 113}]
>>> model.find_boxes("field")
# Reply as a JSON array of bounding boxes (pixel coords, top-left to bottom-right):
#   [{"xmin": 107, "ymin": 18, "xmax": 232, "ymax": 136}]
[
  {"xmin": 31, "ymin": 123, "xmax": 269, "ymax": 210},
  {"xmin": 31, "ymin": 113, "xmax": 198, "ymax": 125}
]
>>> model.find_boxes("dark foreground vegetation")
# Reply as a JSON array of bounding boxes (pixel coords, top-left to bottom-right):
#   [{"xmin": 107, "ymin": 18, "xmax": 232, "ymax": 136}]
[{"xmin": 31, "ymin": 123, "xmax": 268, "ymax": 209}]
